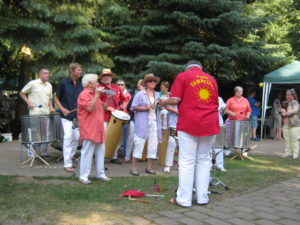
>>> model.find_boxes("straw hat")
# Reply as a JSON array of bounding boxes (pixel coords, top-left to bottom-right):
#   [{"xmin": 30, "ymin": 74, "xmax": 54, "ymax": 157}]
[
  {"xmin": 99, "ymin": 68, "xmax": 116, "ymax": 78},
  {"xmin": 142, "ymin": 73, "xmax": 160, "ymax": 86}
]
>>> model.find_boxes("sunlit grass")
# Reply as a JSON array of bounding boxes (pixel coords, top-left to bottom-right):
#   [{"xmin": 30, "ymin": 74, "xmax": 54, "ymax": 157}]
[{"xmin": 0, "ymin": 155, "xmax": 299, "ymax": 225}]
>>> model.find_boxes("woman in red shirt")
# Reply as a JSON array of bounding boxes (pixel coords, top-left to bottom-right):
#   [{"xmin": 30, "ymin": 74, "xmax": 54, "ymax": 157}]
[{"xmin": 77, "ymin": 74, "xmax": 112, "ymax": 184}]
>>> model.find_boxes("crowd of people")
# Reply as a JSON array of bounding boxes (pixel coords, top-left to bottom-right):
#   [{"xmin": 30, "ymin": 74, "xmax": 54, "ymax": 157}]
[{"xmin": 19, "ymin": 60, "xmax": 300, "ymax": 207}]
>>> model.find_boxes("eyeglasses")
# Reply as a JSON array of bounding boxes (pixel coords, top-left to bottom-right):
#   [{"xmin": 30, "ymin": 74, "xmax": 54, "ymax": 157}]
[
  {"xmin": 117, "ymin": 83, "xmax": 125, "ymax": 86},
  {"xmin": 147, "ymin": 80, "xmax": 157, "ymax": 83},
  {"xmin": 102, "ymin": 74, "xmax": 112, "ymax": 77}
]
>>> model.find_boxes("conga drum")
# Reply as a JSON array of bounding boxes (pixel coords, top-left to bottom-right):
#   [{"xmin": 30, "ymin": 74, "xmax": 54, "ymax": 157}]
[
  {"xmin": 141, "ymin": 140, "xmax": 148, "ymax": 161},
  {"xmin": 158, "ymin": 129, "xmax": 169, "ymax": 165},
  {"xmin": 105, "ymin": 110, "xmax": 130, "ymax": 158}
]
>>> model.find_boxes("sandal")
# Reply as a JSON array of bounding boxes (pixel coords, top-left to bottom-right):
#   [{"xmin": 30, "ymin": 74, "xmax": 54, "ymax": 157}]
[
  {"xmin": 145, "ymin": 169, "xmax": 157, "ymax": 175},
  {"xmin": 130, "ymin": 170, "xmax": 139, "ymax": 176},
  {"xmin": 64, "ymin": 167, "xmax": 75, "ymax": 172}
]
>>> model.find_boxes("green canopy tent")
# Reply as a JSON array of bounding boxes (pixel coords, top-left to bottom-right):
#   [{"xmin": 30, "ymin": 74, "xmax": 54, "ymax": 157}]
[{"xmin": 261, "ymin": 61, "xmax": 300, "ymax": 138}]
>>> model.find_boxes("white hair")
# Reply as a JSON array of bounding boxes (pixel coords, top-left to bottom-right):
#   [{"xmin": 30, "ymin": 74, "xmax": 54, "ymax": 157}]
[
  {"xmin": 82, "ymin": 73, "xmax": 98, "ymax": 88},
  {"xmin": 234, "ymin": 86, "xmax": 243, "ymax": 93}
]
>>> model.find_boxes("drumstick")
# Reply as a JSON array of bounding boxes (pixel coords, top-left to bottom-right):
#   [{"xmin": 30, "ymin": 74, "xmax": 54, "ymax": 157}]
[{"xmin": 69, "ymin": 108, "xmax": 77, "ymax": 113}]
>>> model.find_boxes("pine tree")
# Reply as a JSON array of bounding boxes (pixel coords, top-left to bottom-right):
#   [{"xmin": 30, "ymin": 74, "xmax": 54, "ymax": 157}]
[{"xmin": 112, "ymin": 0, "xmax": 284, "ymax": 85}]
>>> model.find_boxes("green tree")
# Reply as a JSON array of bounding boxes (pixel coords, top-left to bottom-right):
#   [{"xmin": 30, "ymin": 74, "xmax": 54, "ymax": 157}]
[{"xmin": 112, "ymin": 0, "xmax": 285, "ymax": 86}]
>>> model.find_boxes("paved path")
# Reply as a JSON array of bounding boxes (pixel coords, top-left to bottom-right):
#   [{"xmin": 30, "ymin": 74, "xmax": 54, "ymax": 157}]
[
  {"xmin": 116, "ymin": 176, "xmax": 300, "ymax": 225},
  {"xmin": 0, "ymin": 138, "xmax": 288, "ymax": 177}
]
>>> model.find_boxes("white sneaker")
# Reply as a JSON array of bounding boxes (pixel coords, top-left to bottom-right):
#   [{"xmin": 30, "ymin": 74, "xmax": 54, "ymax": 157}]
[
  {"xmin": 292, "ymin": 156, "xmax": 298, "ymax": 159},
  {"xmin": 219, "ymin": 168, "xmax": 227, "ymax": 172},
  {"xmin": 281, "ymin": 154, "xmax": 290, "ymax": 158},
  {"xmin": 96, "ymin": 176, "xmax": 111, "ymax": 182},
  {"xmin": 79, "ymin": 179, "xmax": 91, "ymax": 185},
  {"xmin": 164, "ymin": 166, "xmax": 170, "ymax": 173}
]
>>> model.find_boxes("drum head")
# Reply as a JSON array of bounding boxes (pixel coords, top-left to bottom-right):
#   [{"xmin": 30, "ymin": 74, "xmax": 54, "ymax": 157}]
[{"xmin": 111, "ymin": 110, "xmax": 130, "ymax": 121}]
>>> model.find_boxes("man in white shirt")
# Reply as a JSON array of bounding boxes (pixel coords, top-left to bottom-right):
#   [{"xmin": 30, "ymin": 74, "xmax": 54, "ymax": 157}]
[{"xmin": 20, "ymin": 68, "xmax": 55, "ymax": 156}]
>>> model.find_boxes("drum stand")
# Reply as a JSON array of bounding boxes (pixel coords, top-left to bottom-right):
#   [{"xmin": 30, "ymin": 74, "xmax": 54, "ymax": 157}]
[
  {"xmin": 229, "ymin": 146, "xmax": 256, "ymax": 161},
  {"xmin": 21, "ymin": 128, "xmax": 50, "ymax": 167},
  {"xmin": 210, "ymin": 147, "xmax": 229, "ymax": 190}
]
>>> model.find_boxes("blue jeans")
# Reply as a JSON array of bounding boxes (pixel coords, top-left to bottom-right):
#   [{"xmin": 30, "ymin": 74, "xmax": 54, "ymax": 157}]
[{"xmin": 122, "ymin": 124, "xmax": 128, "ymax": 155}]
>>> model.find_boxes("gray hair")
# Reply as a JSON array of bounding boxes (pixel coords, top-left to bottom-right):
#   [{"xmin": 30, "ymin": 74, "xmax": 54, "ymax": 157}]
[
  {"xmin": 186, "ymin": 60, "xmax": 202, "ymax": 69},
  {"xmin": 234, "ymin": 86, "xmax": 243, "ymax": 93},
  {"xmin": 82, "ymin": 73, "xmax": 98, "ymax": 88}
]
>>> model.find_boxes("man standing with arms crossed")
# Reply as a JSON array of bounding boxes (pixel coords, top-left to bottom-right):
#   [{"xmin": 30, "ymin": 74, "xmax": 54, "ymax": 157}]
[
  {"xmin": 20, "ymin": 68, "xmax": 55, "ymax": 156},
  {"xmin": 160, "ymin": 60, "xmax": 219, "ymax": 207}
]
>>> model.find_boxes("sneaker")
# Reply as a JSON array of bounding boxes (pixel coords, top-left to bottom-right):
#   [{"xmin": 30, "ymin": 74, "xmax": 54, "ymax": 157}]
[
  {"xmin": 281, "ymin": 154, "xmax": 290, "ymax": 158},
  {"xmin": 110, "ymin": 159, "xmax": 122, "ymax": 165},
  {"xmin": 219, "ymin": 168, "xmax": 227, "ymax": 172},
  {"xmin": 164, "ymin": 166, "xmax": 170, "ymax": 173},
  {"xmin": 251, "ymin": 137, "xmax": 260, "ymax": 141},
  {"xmin": 292, "ymin": 156, "xmax": 298, "ymax": 159},
  {"xmin": 96, "ymin": 176, "xmax": 111, "ymax": 182},
  {"xmin": 79, "ymin": 179, "xmax": 91, "ymax": 185}
]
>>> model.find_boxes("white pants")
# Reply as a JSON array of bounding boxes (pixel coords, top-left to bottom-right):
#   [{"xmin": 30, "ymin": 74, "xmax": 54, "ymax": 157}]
[
  {"xmin": 133, "ymin": 120, "xmax": 158, "ymax": 159},
  {"xmin": 165, "ymin": 135, "xmax": 177, "ymax": 167},
  {"xmin": 176, "ymin": 131, "xmax": 215, "ymax": 207},
  {"xmin": 79, "ymin": 139, "xmax": 106, "ymax": 181},
  {"xmin": 61, "ymin": 118, "xmax": 80, "ymax": 168},
  {"xmin": 125, "ymin": 121, "xmax": 135, "ymax": 160},
  {"xmin": 212, "ymin": 148, "xmax": 224, "ymax": 169}
]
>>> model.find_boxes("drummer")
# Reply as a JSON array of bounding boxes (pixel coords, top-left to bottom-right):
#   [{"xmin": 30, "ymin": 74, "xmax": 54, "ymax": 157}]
[
  {"xmin": 225, "ymin": 86, "xmax": 251, "ymax": 155},
  {"xmin": 99, "ymin": 68, "xmax": 128, "ymax": 165},
  {"xmin": 19, "ymin": 68, "xmax": 55, "ymax": 157},
  {"xmin": 225, "ymin": 86, "xmax": 251, "ymax": 121},
  {"xmin": 77, "ymin": 74, "xmax": 112, "ymax": 184},
  {"xmin": 130, "ymin": 74, "xmax": 162, "ymax": 176},
  {"xmin": 54, "ymin": 63, "xmax": 83, "ymax": 172}
]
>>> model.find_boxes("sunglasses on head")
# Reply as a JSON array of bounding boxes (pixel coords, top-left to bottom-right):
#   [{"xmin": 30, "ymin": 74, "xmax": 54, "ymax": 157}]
[{"xmin": 147, "ymin": 79, "xmax": 157, "ymax": 83}]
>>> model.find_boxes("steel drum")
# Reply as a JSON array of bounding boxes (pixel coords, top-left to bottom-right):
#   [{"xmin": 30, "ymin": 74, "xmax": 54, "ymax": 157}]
[
  {"xmin": 105, "ymin": 110, "xmax": 130, "ymax": 158},
  {"xmin": 214, "ymin": 125, "xmax": 227, "ymax": 148},
  {"xmin": 20, "ymin": 114, "xmax": 55, "ymax": 144},
  {"xmin": 51, "ymin": 113, "xmax": 64, "ymax": 150},
  {"xmin": 228, "ymin": 120, "xmax": 251, "ymax": 149}
]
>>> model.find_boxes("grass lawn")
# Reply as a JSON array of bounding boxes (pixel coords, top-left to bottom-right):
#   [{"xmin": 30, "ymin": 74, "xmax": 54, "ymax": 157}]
[{"xmin": 0, "ymin": 155, "xmax": 299, "ymax": 225}]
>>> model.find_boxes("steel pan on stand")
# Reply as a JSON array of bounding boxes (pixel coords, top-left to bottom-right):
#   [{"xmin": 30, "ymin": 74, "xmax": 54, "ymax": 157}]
[
  {"xmin": 20, "ymin": 114, "xmax": 54, "ymax": 167},
  {"xmin": 227, "ymin": 120, "xmax": 254, "ymax": 161},
  {"xmin": 213, "ymin": 125, "xmax": 227, "ymax": 148}
]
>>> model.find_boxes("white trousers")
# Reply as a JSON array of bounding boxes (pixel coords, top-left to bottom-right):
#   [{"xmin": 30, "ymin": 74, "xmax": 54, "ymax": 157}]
[
  {"xmin": 61, "ymin": 118, "xmax": 80, "ymax": 168},
  {"xmin": 79, "ymin": 139, "xmax": 106, "ymax": 181},
  {"xmin": 212, "ymin": 148, "xmax": 224, "ymax": 169},
  {"xmin": 125, "ymin": 121, "xmax": 135, "ymax": 160},
  {"xmin": 165, "ymin": 136, "xmax": 177, "ymax": 167},
  {"xmin": 133, "ymin": 120, "xmax": 158, "ymax": 159},
  {"xmin": 176, "ymin": 131, "xmax": 215, "ymax": 207}
]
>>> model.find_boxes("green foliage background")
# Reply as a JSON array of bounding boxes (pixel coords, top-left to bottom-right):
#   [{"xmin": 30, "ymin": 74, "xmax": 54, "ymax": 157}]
[{"xmin": 0, "ymin": 0, "xmax": 299, "ymax": 89}]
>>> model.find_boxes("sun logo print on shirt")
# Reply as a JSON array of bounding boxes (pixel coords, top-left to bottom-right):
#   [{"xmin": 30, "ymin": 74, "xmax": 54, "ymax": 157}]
[{"xmin": 197, "ymin": 87, "xmax": 212, "ymax": 102}]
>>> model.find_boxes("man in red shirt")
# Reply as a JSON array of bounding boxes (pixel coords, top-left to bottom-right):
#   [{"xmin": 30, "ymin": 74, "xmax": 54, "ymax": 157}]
[
  {"xmin": 99, "ymin": 68, "xmax": 127, "ymax": 164},
  {"xmin": 160, "ymin": 60, "xmax": 220, "ymax": 207}
]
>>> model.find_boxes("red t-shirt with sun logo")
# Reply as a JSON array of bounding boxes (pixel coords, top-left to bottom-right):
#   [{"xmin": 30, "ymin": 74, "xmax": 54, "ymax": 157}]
[{"xmin": 170, "ymin": 67, "xmax": 220, "ymax": 137}]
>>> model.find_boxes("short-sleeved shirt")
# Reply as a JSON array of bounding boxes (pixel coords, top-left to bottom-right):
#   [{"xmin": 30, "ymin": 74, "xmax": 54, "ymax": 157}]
[
  {"xmin": 99, "ymin": 83, "xmax": 127, "ymax": 122},
  {"xmin": 21, "ymin": 79, "xmax": 52, "ymax": 115},
  {"xmin": 170, "ymin": 66, "xmax": 220, "ymax": 137},
  {"xmin": 77, "ymin": 88, "xmax": 105, "ymax": 143},
  {"xmin": 226, "ymin": 96, "xmax": 252, "ymax": 120},
  {"xmin": 247, "ymin": 96, "xmax": 260, "ymax": 116},
  {"xmin": 55, "ymin": 77, "xmax": 83, "ymax": 121},
  {"xmin": 273, "ymin": 99, "xmax": 281, "ymax": 114}
]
